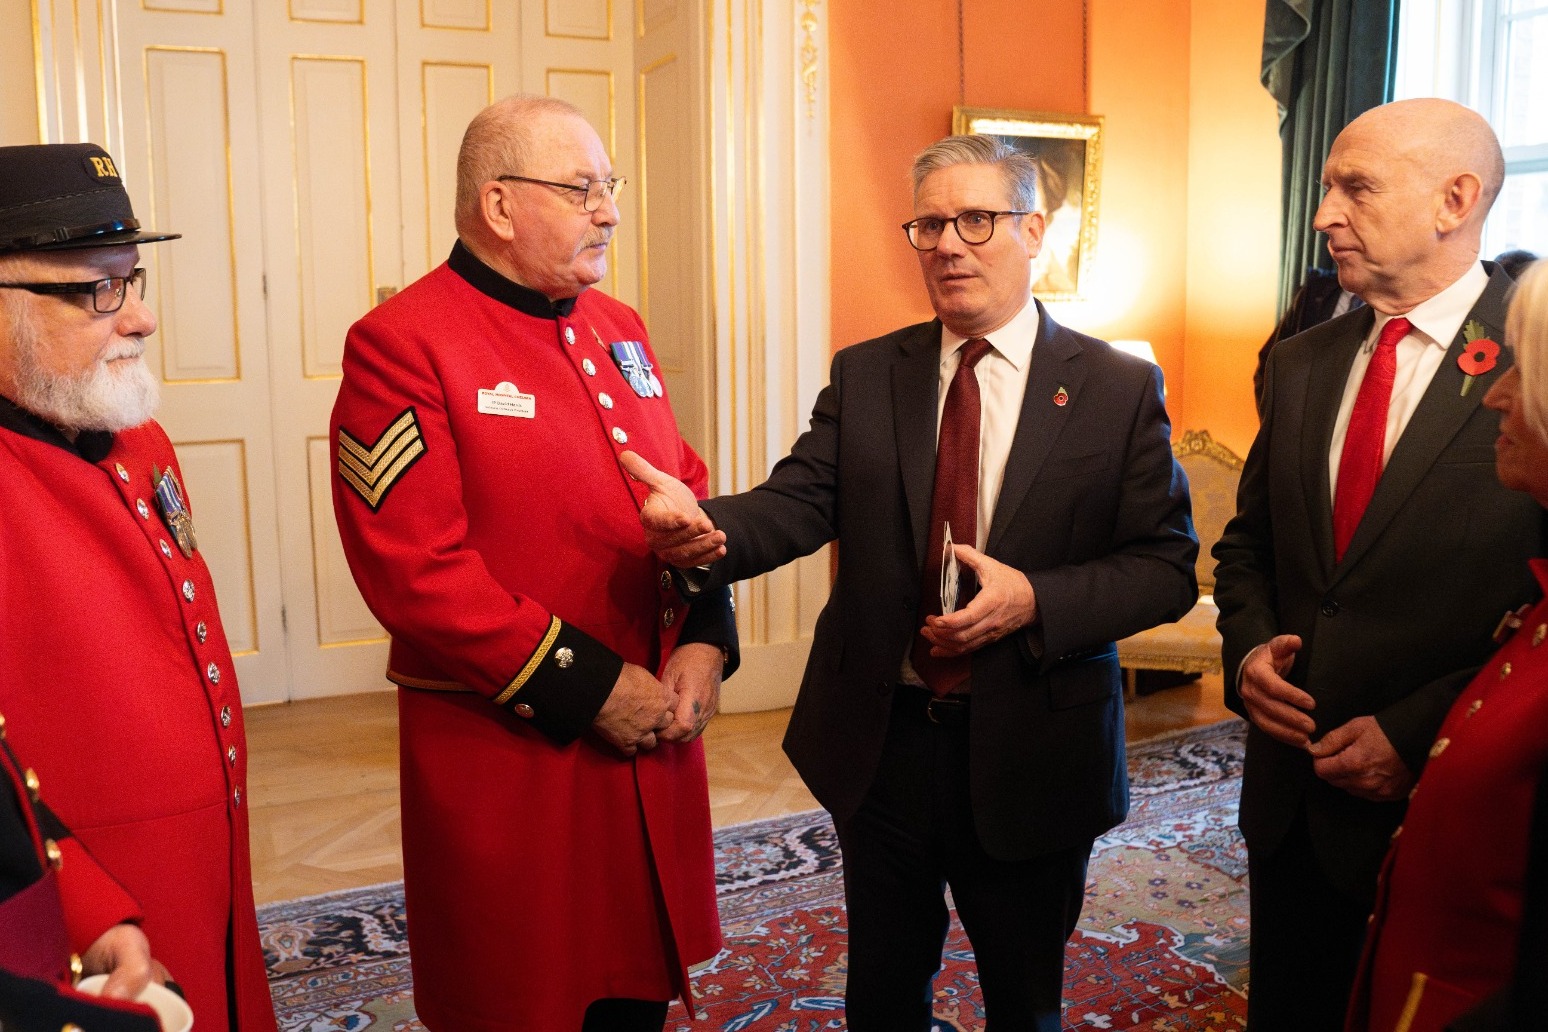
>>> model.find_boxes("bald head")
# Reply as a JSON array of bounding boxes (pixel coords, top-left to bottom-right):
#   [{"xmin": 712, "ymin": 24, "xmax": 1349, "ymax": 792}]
[
  {"xmin": 1345, "ymin": 98, "xmax": 1505, "ymax": 216},
  {"xmin": 454, "ymin": 94, "xmax": 589, "ymax": 237},
  {"xmin": 1314, "ymin": 98, "xmax": 1504, "ymax": 313},
  {"xmin": 451, "ymin": 94, "xmax": 618, "ymax": 299}
]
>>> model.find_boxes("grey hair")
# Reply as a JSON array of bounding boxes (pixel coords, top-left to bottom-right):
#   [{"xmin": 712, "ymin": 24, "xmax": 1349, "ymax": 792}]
[
  {"xmin": 454, "ymin": 93, "xmax": 589, "ymax": 233},
  {"xmin": 911, "ymin": 135, "xmax": 1039, "ymax": 212}
]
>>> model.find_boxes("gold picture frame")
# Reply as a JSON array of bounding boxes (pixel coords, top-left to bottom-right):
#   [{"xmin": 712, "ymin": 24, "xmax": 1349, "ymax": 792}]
[{"xmin": 953, "ymin": 106, "xmax": 1103, "ymax": 301}]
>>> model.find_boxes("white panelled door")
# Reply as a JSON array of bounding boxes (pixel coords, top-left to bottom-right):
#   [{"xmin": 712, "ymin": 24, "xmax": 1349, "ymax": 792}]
[
  {"xmin": 250, "ymin": 1, "xmax": 521, "ymax": 699},
  {"xmin": 48, "ymin": 0, "xmax": 711, "ymax": 704}
]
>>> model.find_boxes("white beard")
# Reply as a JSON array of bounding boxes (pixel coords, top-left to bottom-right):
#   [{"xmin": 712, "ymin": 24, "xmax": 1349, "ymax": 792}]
[{"xmin": 11, "ymin": 316, "xmax": 161, "ymax": 433}]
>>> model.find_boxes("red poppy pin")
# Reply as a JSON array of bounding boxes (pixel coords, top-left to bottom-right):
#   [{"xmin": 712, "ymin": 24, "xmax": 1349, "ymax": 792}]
[
  {"xmin": 1053, "ymin": 386, "xmax": 1069, "ymax": 407},
  {"xmin": 1458, "ymin": 320, "xmax": 1499, "ymax": 397}
]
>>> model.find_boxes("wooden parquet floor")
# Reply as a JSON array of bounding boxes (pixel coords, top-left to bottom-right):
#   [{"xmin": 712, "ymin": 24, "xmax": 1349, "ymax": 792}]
[{"xmin": 245, "ymin": 674, "xmax": 1231, "ymax": 904}]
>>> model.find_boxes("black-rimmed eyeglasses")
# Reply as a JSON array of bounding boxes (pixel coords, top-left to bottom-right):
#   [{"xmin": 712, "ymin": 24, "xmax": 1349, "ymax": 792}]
[
  {"xmin": 0, "ymin": 267, "xmax": 148, "ymax": 314},
  {"xmin": 497, "ymin": 174, "xmax": 627, "ymax": 212},
  {"xmin": 901, "ymin": 210, "xmax": 1030, "ymax": 251}
]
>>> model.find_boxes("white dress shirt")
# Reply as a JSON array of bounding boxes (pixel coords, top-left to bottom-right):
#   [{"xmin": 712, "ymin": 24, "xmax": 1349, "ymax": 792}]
[
  {"xmin": 899, "ymin": 293, "xmax": 1039, "ymax": 686},
  {"xmin": 1327, "ymin": 262, "xmax": 1489, "ymax": 495},
  {"xmin": 937, "ymin": 293, "xmax": 1040, "ymax": 549}
]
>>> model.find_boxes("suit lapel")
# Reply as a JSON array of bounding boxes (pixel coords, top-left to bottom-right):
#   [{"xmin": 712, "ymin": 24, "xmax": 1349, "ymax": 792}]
[
  {"xmin": 1301, "ymin": 306, "xmax": 1375, "ymax": 578},
  {"xmin": 986, "ymin": 303, "xmax": 1084, "ymax": 554},
  {"xmin": 1334, "ymin": 268, "xmax": 1514, "ymax": 578},
  {"xmin": 893, "ymin": 321, "xmax": 944, "ymax": 572}
]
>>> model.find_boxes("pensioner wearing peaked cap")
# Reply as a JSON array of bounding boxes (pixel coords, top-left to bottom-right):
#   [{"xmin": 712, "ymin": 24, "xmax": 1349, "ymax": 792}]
[{"xmin": 0, "ymin": 143, "xmax": 180, "ymax": 254}]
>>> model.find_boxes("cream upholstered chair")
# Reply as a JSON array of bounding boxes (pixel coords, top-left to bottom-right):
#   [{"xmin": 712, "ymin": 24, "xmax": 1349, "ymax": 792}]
[{"xmin": 1117, "ymin": 429, "xmax": 1244, "ymax": 696}]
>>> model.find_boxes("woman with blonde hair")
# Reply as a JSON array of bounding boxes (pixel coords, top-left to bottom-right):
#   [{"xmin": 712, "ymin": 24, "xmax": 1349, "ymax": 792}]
[{"xmin": 1347, "ymin": 259, "xmax": 1548, "ymax": 1031}]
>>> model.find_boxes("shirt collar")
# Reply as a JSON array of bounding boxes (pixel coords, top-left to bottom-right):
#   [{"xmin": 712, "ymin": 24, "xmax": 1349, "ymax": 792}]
[
  {"xmin": 1367, "ymin": 262, "xmax": 1489, "ymax": 353},
  {"xmin": 0, "ymin": 394, "xmax": 115, "ymax": 461},
  {"xmin": 940, "ymin": 291, "xmax": 1039, "ymax": 371},
  {"xmin": 448, "ymin": 239, "xmax": 579, "ymax": 319}
]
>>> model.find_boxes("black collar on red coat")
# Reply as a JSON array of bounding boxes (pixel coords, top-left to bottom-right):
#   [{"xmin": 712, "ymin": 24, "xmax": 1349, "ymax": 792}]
[
  {"xmin": 448, "ymin": 239, "xmax": 579, "ymax": 319},
  {"xmin": 0, "ymin": 394, "xmax": 114, "ymax": 462}
]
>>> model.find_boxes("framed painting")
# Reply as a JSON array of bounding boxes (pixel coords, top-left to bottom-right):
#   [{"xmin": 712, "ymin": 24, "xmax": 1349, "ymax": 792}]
[{"xmin": 952, "ymin": 107, "xmax": 1103, "ymax": 301}]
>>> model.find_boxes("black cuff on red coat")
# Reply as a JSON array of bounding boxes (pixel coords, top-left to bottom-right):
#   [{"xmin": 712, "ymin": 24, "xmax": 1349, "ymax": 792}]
[
  {"xmin": 494, "ymin": 618, "xmax": 624, "ymax": 745},
  {"xmin": 0, "ymin": 968, "xmax": 162, "ymax": 1032},
  {"xmin": 676, "ymin": 585, "xmax": 740, "ymax": 679}
]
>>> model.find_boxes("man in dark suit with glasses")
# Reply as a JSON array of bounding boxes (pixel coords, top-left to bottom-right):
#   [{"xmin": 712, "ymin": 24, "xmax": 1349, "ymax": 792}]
[{"xmin": 625, "ymin": 132, "xmax": 1197, "ymax": 1031}]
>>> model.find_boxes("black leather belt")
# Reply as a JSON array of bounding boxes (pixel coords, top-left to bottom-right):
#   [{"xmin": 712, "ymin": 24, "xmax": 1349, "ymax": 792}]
[{"xmin": 897, "ymin": 683, "xmax": 970, "ymax": 727}]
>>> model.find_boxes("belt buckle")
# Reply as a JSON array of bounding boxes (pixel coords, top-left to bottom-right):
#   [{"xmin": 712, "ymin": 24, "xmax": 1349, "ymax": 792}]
[{"xmin": 925, "ymin": 694, "xmax": 961, "ymax": 725}]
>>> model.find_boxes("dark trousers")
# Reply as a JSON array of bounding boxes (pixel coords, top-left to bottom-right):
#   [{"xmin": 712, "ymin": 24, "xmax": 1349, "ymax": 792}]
[
  {"xmin": 834, "ymin": 687, "xmax": 1093, "ymax": 1032},
  {"xmin": 580, "ymin": 998, "xmax": 668, "ymax": 1032},
  {"xmin": 1245, "ymin": 811, "xmax": 1373, "ymax": 1031}
]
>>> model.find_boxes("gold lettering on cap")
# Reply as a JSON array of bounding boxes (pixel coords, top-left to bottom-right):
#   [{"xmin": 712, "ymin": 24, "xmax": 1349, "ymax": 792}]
[{"xmin": 89, "ymin": 155, "xmax": 119, "ymax": 178}]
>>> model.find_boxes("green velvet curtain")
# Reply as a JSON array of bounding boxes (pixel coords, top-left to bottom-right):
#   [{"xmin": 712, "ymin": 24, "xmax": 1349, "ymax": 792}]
[{"xmin": 1262, "ymin": 0, "xmax": 1401, "ymax": 312}]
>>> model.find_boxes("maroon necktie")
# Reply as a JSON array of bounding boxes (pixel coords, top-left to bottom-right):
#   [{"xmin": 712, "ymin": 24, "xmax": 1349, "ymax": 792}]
[
  {"xmin": 912, "ymin": 338, "xmax": 992, "ymax": 696},
  {"xmin": 1332, "ymin": 316, "xmax": 1412, "ymax": 561}
]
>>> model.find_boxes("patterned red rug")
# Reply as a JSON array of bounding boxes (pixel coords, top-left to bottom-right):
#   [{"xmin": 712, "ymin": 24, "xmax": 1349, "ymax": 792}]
[{"xmin": 259, "ymin": 718, "xmax": 1248, "ymax": 1031}]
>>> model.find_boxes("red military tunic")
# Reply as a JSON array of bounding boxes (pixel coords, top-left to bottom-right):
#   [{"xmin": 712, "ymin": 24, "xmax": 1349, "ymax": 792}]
[
  {"xmin": 1348, "ymin": 559, "xmax": 1548, "ymax": 1032},
  {"xmin": 0, "ymin": 401, "xmax": 276, "ymax": 1032},
  {"xmin": 0, "ymin": 707, "xmax": 160, "ymax": 1032},
  {"xmin": 330, "ymin": 242, "xmax": 728, "ymax": 1031}
]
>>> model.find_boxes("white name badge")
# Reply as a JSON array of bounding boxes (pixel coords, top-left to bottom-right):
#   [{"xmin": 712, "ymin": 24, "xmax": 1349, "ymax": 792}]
[{"xmin": 478, "ymin": 381, "xmax": 535, "ymax": 419}]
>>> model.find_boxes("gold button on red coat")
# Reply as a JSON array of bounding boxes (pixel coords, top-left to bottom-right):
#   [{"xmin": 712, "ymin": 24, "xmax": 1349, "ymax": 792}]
[
  {"xmin": 515, "ymin": 703, "xmax": 535, "ymax": 719},
  {"xmin": 663, "ymin": 608, "xmax": 675, "ymax": 628}
]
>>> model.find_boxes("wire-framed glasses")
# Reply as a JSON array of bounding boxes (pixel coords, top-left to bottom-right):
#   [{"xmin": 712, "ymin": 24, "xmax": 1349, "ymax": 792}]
[
  {"xmin": 0, "ymin": 267, "xmax": 148, "ymax": 314},
  {"xmin": 901, "ymin": 210, "xmax": 1030, "ymax": 251},
  {"xmin": 497, "ymin": 174, "xmax": 627, "ymax": 212}
]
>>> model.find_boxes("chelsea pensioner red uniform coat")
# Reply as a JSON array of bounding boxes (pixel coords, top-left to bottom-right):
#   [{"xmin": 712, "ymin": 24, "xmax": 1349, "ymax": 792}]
[
  {"xmin": 1348, "ymin": 559, "xmax": 1548, "ymax": 1032},
  {"xmin": 0, "ymin": 399, "xmax": 277, "ymax": 1032},
  {"xmin": 330, "ymin": 243, "xmax": 736, "ymax": 1031},
  {"xmin": 0, "ymin": 699, "xmax": 160, "ymax": 1032}
]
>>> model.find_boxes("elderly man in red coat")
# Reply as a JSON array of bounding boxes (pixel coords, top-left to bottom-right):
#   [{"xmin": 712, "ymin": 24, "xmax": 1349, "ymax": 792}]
[
  {"xmin": 0, "ymin": 144, "xmax": 276, "ymax": 1032},
  {"xmin": 330, "ymin": 94, "xmax": 738, "ymax": 1032}
]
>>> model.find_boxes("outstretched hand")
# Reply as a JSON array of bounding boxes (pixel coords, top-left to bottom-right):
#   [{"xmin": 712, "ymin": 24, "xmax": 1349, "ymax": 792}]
[{"xmin": 619, "ymin": 451, "xmax": 727, "ymax": 568}]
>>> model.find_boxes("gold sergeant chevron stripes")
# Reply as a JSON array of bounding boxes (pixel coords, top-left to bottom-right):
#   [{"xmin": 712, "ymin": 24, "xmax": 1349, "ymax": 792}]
[{"xmin": 337, "ymin": 408, "xmax": 426, "ymax": 511}]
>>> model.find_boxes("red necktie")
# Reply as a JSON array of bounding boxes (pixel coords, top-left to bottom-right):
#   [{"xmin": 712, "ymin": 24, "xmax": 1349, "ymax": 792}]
[
  {"xmin": 912, "ymin": 338, "xmax": 992, "ymax": 696},
  {"xmin": 1332, "ymin": 316, "xmax": 1412, "ymax": 561}
]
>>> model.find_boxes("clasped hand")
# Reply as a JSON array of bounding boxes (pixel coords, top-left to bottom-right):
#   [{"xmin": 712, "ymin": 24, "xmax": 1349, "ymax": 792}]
[
  {"xmin": 919, "ymin": 545, "xmax": 1037, "ymax": 657},
  {"xmin": 1239, "ymin": 635, "xmax": 1413, "ymax": 802}
]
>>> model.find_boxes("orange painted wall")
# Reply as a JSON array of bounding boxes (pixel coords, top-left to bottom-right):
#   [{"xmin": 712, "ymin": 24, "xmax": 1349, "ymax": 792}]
[
  {"xmin": 827, "ymin": 0, "xmax": 1282, "ymax": 457},
  {"xmin": 1183, "ymin": 0, "xmax": 1282, "ymax": 457},
  {"xmin": 826, "ymin": 0, "xmax": 1087, "ymax": 353}
]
